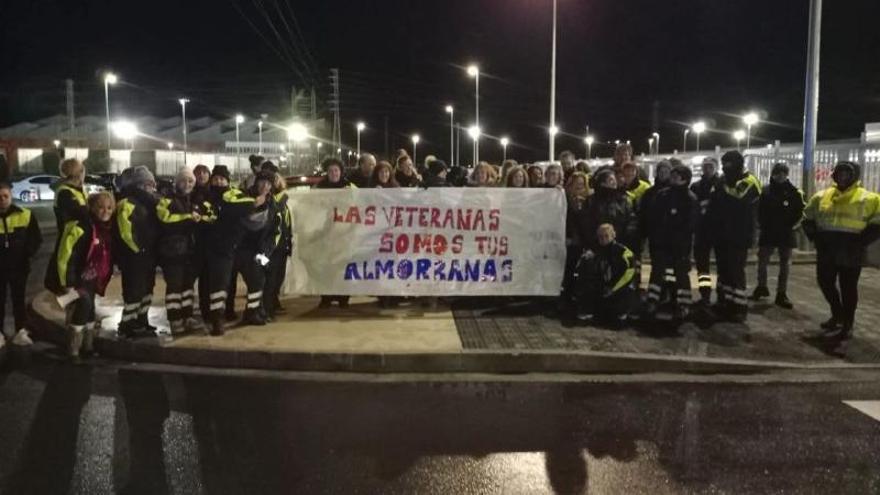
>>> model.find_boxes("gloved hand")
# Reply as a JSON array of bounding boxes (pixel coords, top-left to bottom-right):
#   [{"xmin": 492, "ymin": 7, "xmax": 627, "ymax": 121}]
[{"xmin": 254, "ymin": 253, "xmax": 270, "ymax": 266}]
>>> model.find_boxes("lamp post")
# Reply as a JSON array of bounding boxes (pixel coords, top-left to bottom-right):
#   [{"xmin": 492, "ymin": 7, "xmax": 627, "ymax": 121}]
[
  {"xmin": 445, "ymin": 105, "xmax": 454, "ymax": 166},
  {"xmin": 103, "ymin": 72, "xmax": 118, "ymax": 149},
  {"xmin": 648, "ymin": 138, "xmax": 654, "ymax": 155},
  {"xmin": 467, "ymin": 65, "xmax": 480, "ymax": 164},
  {"xmin": 549, "ymin": 125, "xmax": 559, "ymax": 160},
  {"xmin": 178, "ymin": 98, "xmax": 189, "ymax": 163},
  {"xmin": 682, "ymin": 128, "xmax": 690, "ymax": 153},
  {"xmin": 733, "ymin": 130, "xmax": 746, "ymax": 151},
  {"xmin": 111, "ymin": 120, "xmax": 137, "ymax": 150},
  {"xmin": 652, "ymin": 132, "xmax": 660, "ymax": 154},
  {"xmin": 411, "ymin": 134, "xmax": 420, "ymax": 166},
  {"xmin": 53, "ymin": 139, "xmax": 61, "ymax": 148},
  {"xmin": 743, "ymin": 112, "xmax": 759, "ymax": 150},
  {"xmin": 585, "ymin": 135, "xmax": 594, "ymax": 158},
  {"xmin": 500, "ymin": 137, "xmax": 509, "ymax": 162},
  {"xmin": 257, "ymin": 120, "xmax": 263, "ymax": 155},
  {"xmin": 356, "ymin": 121, "xmax": 365, "ymax": 157},
  {"xmin": 692, "ymin": 121, "xmax": 706, "ymax": 152},
  {"xmin": 467, "ymin": 125, "xmax": 481, "ymax": 166},
  {"xmin": 235, "ymin": 114, "xmax": 244, "ymax": 172},
  {"xmin": 549, "ymin": 0, "xmax": 558, "ymax": 162}
]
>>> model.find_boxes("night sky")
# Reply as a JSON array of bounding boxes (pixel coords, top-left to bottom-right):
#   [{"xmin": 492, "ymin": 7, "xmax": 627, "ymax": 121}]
[{"xmin": 1, "ymin": 0, "xmax": 878, "ymax": 162}]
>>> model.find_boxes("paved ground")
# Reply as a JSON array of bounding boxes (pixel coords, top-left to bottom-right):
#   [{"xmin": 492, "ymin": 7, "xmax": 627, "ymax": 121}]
[{"xmin": 1, "ymin": 357, "xmax": 880, "ymax": 494}]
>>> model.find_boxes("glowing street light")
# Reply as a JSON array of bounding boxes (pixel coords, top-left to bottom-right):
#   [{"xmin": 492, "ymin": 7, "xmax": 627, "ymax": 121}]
[
  {"xmin": 288, "ymin": 122, "xmax": 308, "ymax": 143},
  {"xmin": 257, "ymin": 120, "xmax": 263, "ymax": 154},
  {"xmin": 466, "ymin": 64, "xmax": 480, "ymax": 164},
  {"xmin": 692, "ymin": 121, "xmax": 707, "ymax": 152},
  {"xmin": 467, "ymin": 125, "xmax": 481, "ymax": 166},
  {"xmin": 652, "ymin": 132, "xmax": 660, "ymax": 154},
  {"xmin": 103, "ymin": 72, "xmax": 118, "ymax": 149},
  {"xmin": 167, "ymin": 142, "xmax": 174, "ymax": 150},
  {"xmin": 411, "ymin": 134, "xmax": 420, "ymax": 165},
  {"xmin": 52, "ymin": 139, "xmax": 61, "ymax": 148},
  {"xmin": 733, "ymin": 129, "xmax": 747, "ymax": 151},
  {"xmin": 743, "ymin": 112, "xmax": 760, "ymax": 149},
  {"xmin": 445, "ymin": 105, "xmax": 454, "ymax": 166},
  {"xmin": 683, "ymin": 128, "xmax": 690, "ymax": 153},
  {"xmin": 648, "ymin": 137, "xmax": 655, "ymax": 154},
  {"xmin": 500, "ymin": 136, "xmax": 510, "ymax": 162},
  {"xmin": 111, "ymin": 120, "xmax": 137, "ymax": 149},
  {"xmin": 178, "ymin": 98, "xmax": 189, "ymax": 159},
  {"xmin": 548, "ymin": 0, "xmax": 558, "ymax": 162},
  {"xmin": 584, "ymin": 135, "xmax": 595, "ymax": 158},
  {"xmin": 356, "ymin": 121, "xmax": 366, "ymax": 157}
]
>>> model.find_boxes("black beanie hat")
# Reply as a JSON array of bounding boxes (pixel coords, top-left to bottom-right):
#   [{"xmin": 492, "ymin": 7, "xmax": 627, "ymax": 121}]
[
  {"xmin": 429, "ymin": 159, "xmax": 448, "ymax": 176},
  {"xmin": 671, "ymin": 164, "xmax": 692, "ymax": 184},
  {"xmin": 211, "ymin": 165, "xmax": 231, "ymax": 181},
  {"xmin": 261, "ymin": 161, "xmax": 279, "ymax": 173},
  {"xmin": 771, "ymin": 162, "xmax": 790, "ymax": 176}
]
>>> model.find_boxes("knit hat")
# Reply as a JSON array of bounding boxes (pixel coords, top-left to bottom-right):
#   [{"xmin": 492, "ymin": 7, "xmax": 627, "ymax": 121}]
[
  {"xmin": 254, "ymin": 170, "xmax": 276, "ymax": 184},
  {"xmin": 671, "ymin": 164, "xmax": 692, "ymax": 184},
  {"xmin": 591, "ymin": 166, "xmax": 616, "ymax": 189},
  {"xmin": 127, "ymin": 166, "xmax": 155, "ymax": 190},
  {"xmin": 832, "ymin": 161, "xmax": 860, "ymax": 181},
  {"xmin": 211, "ymin": 165, "xmax": 231, "ymax": 182},
  {"xmin": 721, "ymin": 151, "xmax": 745, "ymax": 170},
  {"xmin": 428, "ymin": 159, "xmax": 448, "ymax": 176}
]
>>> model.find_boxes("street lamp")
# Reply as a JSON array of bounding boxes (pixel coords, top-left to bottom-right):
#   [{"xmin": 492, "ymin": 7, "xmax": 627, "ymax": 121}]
[
  {"xmin": 652, "ymin": 132, "xmax": 660, "ymax": 154},
  {"xmin": 683, "ymin": 129, "xmax": 690, "ymax": 153},
  {"xmin": 549, "ymin": 125, "xmax": 559, "ymax": 160},
  {"xmin": 500, "ymin": 136, "xmax": 510, "ymax": 162},
  {"xmin": 288, "ymin": 122, "xmax": 308, "ymax": 143},
  {"xmin": 167, "ymin": 142, "xmax": 174, "ymax": 150},
  {"xmin": 467, "ymin": 125, "xmax": 481, "ymax": 166},
  {"xmin": 52, "ymin": 139, "xmax": 61, "ymax": 148},
  {"xmin": 103, "ymin": 72, "xmax": 118, "ymax": 149},
  {"xmin": 111, "ymin": 120, "xmax": 137, "ymax": 150},
  {"xmin": 648, "ymin": 137, "xmax": 654, "ymax": 154},
  {"xmin": 411, "ymin": 134, "xmax": 420, "ymax": 165},
  {"xmin": 257, "ymin": 120, "xmax": 263, "ymax": 154},
  {"xmin": 733, "ymin": 129, "xmax": 746, "ymax": 151},
  {"xmin": 584, "ymin": 135, "xmax": 595, "ymax": 158},
  {"xmin": 178, "ymin": 98, "xmax": 189, "ymax": 160},
  {"xmin": 466, "ymin": 64, "xmax": 480, "ymax": 164},
  {"xmin": 356, "ymin": 121, "xmax": 366, "ymax": 157},
  {"xmin": 549, "ymin": 0, "xmax": 558, "ymax": 162},
  {"xmin": 692, "ymin": 121, "xmax": 707, "ymax": 152},
  {"xmin": 743, "ymin": 112, "xmax": 760, "ymax": 149},
  {"xmin": 445, "ymin": 105, "xmax": 454, "ymax": 166},
  {"xmin": 235, "ymin": 114, "xmax": 244, "ymax": 172}
]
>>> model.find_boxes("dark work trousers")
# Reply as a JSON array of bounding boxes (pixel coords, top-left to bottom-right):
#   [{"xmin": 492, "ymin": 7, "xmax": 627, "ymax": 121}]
[
  {"xmin": 205, "ymin": 251, "xmax": 235, "ymax": 323},
  {"xmin": 119, "ymin": 253, "xmax": 156, "ymax": 332},
  {"xmin": 195, "ymin": 255, "xmax": 210, "ymax": 320},
  {"xmin": 630, "ymin": 239, "xmax": 644, "ymax": 291},
  {"xmin": 0, "ymin": 268, "xmax": 28, "ymax": 333},
  {"xmin": 816, "ymin": 261, "xmax": 862, "ymax": 329},
  {"xmin": 234, "ymin": 249, "xmax": 267, "ymax": 318},
  {"xmin": 225, "ymin": 267, "xmax": 239, "ymax": 316},
  {"xmin": 69, "ymin": 286, "xmax": 96, "ymax": 326},
  {"xmin": 561, "ymin": 244, "xmax": 582, "ymax": 307},
  {"xmin": 264, "ymin": 249, "xmax": 288, "ymax": 317},
  {"xmin": 714, "ymin": 245, "xmax": 748, "ymax": 312},
  {"xmin": 757, "ymin": 246, "xmax": 792, "ymax": 294},
  {"xmin": 596, "ymin": 287, "xmax": 635, "ymax": 324},
  {"xmin": 161, "ymin": 258, "xmax": 195, "ymax": 324},
  {"xmin": 694, "ymin": 236, "xmax": 713, "ymax": 302},
  {"xmin": 647, "ymin": 247, "xmax": 693, "ymax": 310}
]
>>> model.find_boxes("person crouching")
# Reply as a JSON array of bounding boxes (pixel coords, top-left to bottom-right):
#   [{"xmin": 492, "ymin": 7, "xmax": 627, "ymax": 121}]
[
  {"xmin": 46, "ymin": 192, "xmax": 116, "ymax": 360},
  {"xmin": 575, "ymin": 223, "xmax": 636, "ymax": 327}
]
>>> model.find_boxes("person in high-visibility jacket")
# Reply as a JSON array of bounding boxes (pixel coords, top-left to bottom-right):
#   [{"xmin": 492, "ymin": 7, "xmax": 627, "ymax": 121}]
[
  {"xmin": 264, "ymin": 165, "xmax": 293, "ymax": 320},
  {"xmin": 157, "ymin": 167, "xmax": 211, "ymax": 335},
  {"xmin": 574, "ymin": 223, "xmax": 635, "ymax": 327},
  {"xmin": 803, "ymin": 161, "xmax": 880, "ymax": 351},
  {"xmin": 706, "ymin": 151, "xmax": 761, "ymax": 323},
  {"xmin": 54, "ymin": 158, "xmax": 89, "ymax": 233},
  {"xmin": 201, "ymin": 165, "xmax": 269, "ymax": 336},
  {"xmin": 0, "ymin": 182, "xmax": 42, "ymax": 349},
  {"xmin": 46, "ymin": 192, "xmax": 115, "ymax": 359},
  {"xmin": 114, "ymin": 166, "xmax": 160, "ymax": 338}
]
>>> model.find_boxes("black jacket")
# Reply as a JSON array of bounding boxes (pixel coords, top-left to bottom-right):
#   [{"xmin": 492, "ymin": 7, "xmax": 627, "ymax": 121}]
[
  {"xmin": 45, "ymin": 216, "xmax": 95, "ymax": 293},
  {"xmin": 204, "ymin": 186, "xmax": 263, "ymax": 256},
  {"xmin": 422, "ymin": 175, "xmax": 449, "ymax": 188},
  {"xmin": 272, "ymin": 191, "xmax": 294, "ymax": 257},
  {"xmin": 580, "ymin": 188, "xmax": 637, "ymax": 251},
  {"xmin": 644, "ymin": 185, "xmax": 699, "ymax": 251},
  {"xmin": 0, "ymin": 204, "xmax": 42, "ymax": 270},
  {"xmin": 597, "ymin": 240, "xmax": 636, "ymax": 296},
  {"xmin": 156, "ymin": 192, "xmax": 210, "ymax": 261},
  {"xmin": 706, "ymin": 172, "xmax": 761, "ymax": 249},
  {"xmin": 54, "ymin": 183, "xmax": 88, "ymax": 233},
  {"xmin": 114, "ymin": 187, "xmax": 160, "ymax": 259},
  {"xmin": 758, "ymin": 180, "xmax": 805, "ymax": 248},
  {"xmin": 395, "ymin": 170, "xmax": 422, "ymax": 188}
]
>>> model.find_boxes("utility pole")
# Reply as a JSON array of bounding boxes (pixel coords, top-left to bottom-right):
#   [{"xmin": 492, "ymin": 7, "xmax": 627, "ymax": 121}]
[
  {"xmin": 802, "ymin": 0, "xmax": 823, "ymax": 201},
  {"xmin": 329, "ymin": 68, "xmax": 341, "ymax": 155},
  {"xmin": 65, "ymin": 79, "xmax": 75, "ymax": 139}
]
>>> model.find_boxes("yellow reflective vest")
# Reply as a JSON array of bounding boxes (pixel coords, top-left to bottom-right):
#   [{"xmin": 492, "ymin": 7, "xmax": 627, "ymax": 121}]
[{"xmin": 804, "ymin": 182, "xmax": 880, "ymax": 235}]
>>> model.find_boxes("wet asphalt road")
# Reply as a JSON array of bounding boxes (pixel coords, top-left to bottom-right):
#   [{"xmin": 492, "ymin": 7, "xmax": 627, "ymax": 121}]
[{"xmin": 1, "ymin": 355, "xmax": 880, "ymax": 494}]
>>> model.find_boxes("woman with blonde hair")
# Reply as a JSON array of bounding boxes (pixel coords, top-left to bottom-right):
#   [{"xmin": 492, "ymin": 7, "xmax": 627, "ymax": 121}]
[
  {"xmin": 468, "ymin": 162, "xmax": 495, "ymax": 187},
  {"xmin": 54, "ymin": 158, "xmax": 88, "ymax": 232}
]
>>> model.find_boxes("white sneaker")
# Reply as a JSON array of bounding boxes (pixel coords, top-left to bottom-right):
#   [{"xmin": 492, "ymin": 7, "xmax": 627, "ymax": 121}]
[{"xmin": 12, "ymin": 329, "xmax": 33, "ymax": 346}]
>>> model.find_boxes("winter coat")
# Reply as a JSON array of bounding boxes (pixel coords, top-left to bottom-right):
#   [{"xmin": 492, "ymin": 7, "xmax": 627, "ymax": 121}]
[
  {"xmin": 114, "ymin": 187, "xmax": 160, "ymax": 259},
  {"xmin": 580, "ymin": 188, "xmax": 637, "ymax": 251},
  {"xmin": 272, "ymin": 191, "xmax": 294, "ymax": 257},
  {"xmin": 395, "ymin": 170, "xmax": 422, "ymax": 188},
  {"xmin": 203, "ymin": 186, "xmax": 262, "ymax": 257},
  {"xmin": 54, "ymin": 182, "xmax": 88, "ymax": 233},
  {"xmin": 804, "ymin": 181, "xmax": 880, "ymax": 268},
  {"xmin": 0, "ymin": 204, "xmax": 42, "ymax": 271},
  {"xmin": 46, "ymin": 216, "xmax": 113, "ymax": 295},
  {"xmin": 706, "ymin": 172, "xmax": 761, "ymax": 249},
  {"xmin": 156, "ymin": 192, "xmax": 209, "ymax": 262},
  {"xmin": 643, "ymin": 185, "xmax": 699, "ymax": 252},
  {"xmin": 690, "ymin": 175, "xmax": 723, "ymax": 241},
  {"xmin": 758, "ymin": 180, "xmax": 806, "ymax": 248},
  {"xmin": 596, "ymin": 241, "xmax": 636, "ymax": 296}
]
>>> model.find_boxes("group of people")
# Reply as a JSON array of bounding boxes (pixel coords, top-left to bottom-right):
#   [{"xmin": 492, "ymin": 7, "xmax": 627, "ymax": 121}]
[
  {"xmin": 29, "ymin": 155, "xmax": 292, "ymax": 359},
  {"xmin": 0, "ymin": 142, "xmax": 877, "ymax": 359}
]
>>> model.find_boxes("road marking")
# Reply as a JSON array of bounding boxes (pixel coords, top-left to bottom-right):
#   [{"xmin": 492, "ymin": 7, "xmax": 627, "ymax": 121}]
[{"xmin": 843, "ymin": 401, "xmax": 880, "ymax": 422}]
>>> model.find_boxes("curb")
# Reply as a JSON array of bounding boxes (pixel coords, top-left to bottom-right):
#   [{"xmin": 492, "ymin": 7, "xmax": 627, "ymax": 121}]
[{"xmin": 28, "ymin": 301, "xmax": 873, "ymax": 375}]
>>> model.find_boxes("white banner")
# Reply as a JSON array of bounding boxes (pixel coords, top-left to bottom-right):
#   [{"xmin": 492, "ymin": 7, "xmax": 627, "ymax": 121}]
[{"xmin": 285, "ymin": 188, "xmax": 567, "ymax": 296}]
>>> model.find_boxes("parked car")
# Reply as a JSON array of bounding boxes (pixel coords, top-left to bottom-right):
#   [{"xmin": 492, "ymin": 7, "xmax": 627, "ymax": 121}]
[
  {"xmin": 84, "ymin": 175, "xmax": 107, "ymax": 194},
  {"xmin": 11, "ymin": 175, "xmax": 60, "ymax": 202}
]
